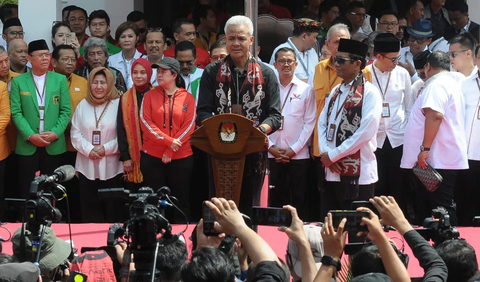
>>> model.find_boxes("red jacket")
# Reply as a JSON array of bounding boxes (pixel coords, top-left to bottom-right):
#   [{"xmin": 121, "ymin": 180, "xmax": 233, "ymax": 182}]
[
  {"xmin": 163, "ymin": 45, "xmax": 210, "ymax": 69},
  {"xmin": 140, "ymin": 87, "xmax": 196, "ymax": 159}
]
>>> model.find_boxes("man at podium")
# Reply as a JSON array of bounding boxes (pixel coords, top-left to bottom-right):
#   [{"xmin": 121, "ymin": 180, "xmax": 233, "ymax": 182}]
[{"xmin": 196, "ymin": 15, "xmax": 281, "ymax": 216}]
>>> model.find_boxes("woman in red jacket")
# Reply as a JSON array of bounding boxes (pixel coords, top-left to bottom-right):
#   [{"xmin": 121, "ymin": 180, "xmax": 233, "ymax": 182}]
[{"xmin": 140, "ymin": 57, "xmax": 196, "ymax": 223}]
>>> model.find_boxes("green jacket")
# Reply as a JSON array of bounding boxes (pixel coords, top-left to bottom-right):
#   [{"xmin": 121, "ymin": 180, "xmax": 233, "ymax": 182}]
[{"xmin": 10, "ymin": 71, "xmax": 72, "ymax": 156}]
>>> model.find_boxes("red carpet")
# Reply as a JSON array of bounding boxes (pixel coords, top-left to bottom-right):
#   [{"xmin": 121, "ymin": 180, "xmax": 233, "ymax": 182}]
[{"xmin": 2, "ymin": 223, "xmax": 479, "ymax": 277}]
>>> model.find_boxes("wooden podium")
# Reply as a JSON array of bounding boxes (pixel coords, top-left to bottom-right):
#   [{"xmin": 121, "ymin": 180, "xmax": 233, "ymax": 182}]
[{"xmin": 191, "ymin": 114, "xmax": 267, "ymax": 205}]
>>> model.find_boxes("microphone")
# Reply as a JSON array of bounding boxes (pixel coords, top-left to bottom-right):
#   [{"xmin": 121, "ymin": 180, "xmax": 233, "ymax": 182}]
[{"xmin": 45, "ymin": 165, "xmax": 75, "ymax": 183}]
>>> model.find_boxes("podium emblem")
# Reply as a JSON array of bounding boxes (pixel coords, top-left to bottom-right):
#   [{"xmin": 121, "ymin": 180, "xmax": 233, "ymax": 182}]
[{"xmin": 218, "ymin": 121, "xmax": 238, "ymax": 143}]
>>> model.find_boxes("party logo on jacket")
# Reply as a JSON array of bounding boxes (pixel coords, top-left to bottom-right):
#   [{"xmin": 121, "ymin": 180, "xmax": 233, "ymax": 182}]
[{"xmin": 218, "ymin": 121, "xmax": 237, "ymax": 143}]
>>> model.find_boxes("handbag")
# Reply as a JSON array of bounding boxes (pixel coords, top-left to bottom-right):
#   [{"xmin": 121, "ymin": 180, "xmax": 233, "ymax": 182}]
[{"xmin": 412, "ymin": 162, "xmax": 443, "ymax": 192}]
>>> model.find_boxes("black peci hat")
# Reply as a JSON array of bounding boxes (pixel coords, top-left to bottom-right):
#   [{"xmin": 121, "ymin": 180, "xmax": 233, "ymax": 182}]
[
  {"xmin": 28, "ymin": 39, "xmax": 49, "ymax": 54},
  {"xmin": 338, "ymin": 38, "xmax": 369, "ymax": 58},
  {"xmin": 2, "ymin": 17, "xmax": 22, "ymax": 33},
  {"xmin": 374, "ymin": 33, "xmax": 400, "ymax": 53},
  {"xmin": 413, "ymin": 50, "xmax": 431, "ymax": 70}
]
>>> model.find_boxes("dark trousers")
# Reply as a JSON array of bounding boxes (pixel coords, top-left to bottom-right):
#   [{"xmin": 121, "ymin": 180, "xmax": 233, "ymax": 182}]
[
  {"xmin": 78, "ymin": 173, "xmax": 124, "ymax": 223},
  {"xmin": 141, "ymin": 152, "xmax": 193, "ymax": 223},
  {"xmin": 189, "ymin": 146, "xmax": 210, "ymax": 222},
  {"xmin": 17, "ymin": 148, "xmax": 62, "ymax": 200},
  {"xmin": 4, "ymin": 153, "xmax": 19, "ymax": 198},
  {"xmin": 375, "ymin": 138, "xmax": 409, "ymax": 214},
  {"xmin": 208, "ymin": 151, "xmax": 267, "ymax": 218},
  {"xmin": 59, "ymin": 152, "xmax": 81, "ymax": 222},
  {"xmin": 305, "ymin": 156, "xmax": 321, "ymax": 222},
  {"xmin": 414, "ymin": 169, "xmax": 458, "ymax": 226},
  {"xmin": 0, "ymin": 158, "xmax": 6, "ymax": 221},
  {"xmin": 268, "ymin": 158, "xmax": 309, "ymax": 219},
  {"xmin": 320, "ymin": 181, "xmax": 375, "ymax": 219},
  {"xmin": 455, "ymin": 160, "xmax": 480, "ymax": 226}
]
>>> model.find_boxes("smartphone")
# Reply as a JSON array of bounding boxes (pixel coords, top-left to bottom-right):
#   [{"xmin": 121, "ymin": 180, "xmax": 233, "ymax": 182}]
[
  {"xmin": 251, "ymin": 207, "xmax": 292, "ymax": 227},
  {"xmin": 329, "ymin": 210, "xmax": 370, "ymax": 232},
  {"xmin": 202, "ymin": 201, "xmax": 219, "ymax": 236},
  {"xmin": 351, "ymin": 200, "xmax": 380, "ymax": 218},
  {"xmin": 66, "ymin": 32, "xmax": 76, "ymax": 45}
]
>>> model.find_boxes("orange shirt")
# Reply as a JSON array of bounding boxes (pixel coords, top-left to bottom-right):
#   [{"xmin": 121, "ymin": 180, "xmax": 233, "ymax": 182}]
[
  {"xmin": 163, "ymin": 45, "xmax": 210, "ymax": 69},
  {"xmin": 140, "ymin": 87, "xmax": 196, "ymax": 160},
  {"xmin": 64, "ymin": 73, "xmax": 88, "ymax": 152}
]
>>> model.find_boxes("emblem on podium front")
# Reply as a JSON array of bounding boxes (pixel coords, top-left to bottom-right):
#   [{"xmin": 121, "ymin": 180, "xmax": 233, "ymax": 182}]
[{"xmin": 219, "ymin": 121, "xmax": 237, "ymax": 143}]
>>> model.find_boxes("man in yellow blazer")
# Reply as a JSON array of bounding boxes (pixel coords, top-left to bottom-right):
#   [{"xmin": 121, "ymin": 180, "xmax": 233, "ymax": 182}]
[{"xmin": 0, "ymin": 79, "xmax": 10, "ymax": 220}]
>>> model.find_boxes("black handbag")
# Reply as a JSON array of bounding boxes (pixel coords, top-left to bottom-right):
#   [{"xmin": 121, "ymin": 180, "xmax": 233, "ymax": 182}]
[{"xmin": 412, "ymin": 162, "xmax": 443, "ymax": 192}]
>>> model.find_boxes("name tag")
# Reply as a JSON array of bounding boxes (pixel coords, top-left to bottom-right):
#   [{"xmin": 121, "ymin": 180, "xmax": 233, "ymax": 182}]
[
  {"xmin": 20, "ymin": 91, "xmax": 30, "ymax": 96},
  {"xmin": 327, "ymin": 124, "xmax": 336, "ymax": 141},
  {"xmin": 382, "ymin": 103, "xmax": 390, "ymax": 118},
  {"xmin": 39, "ymin": 109, "xmax": 44, "ymax": 120},
  {"xmin": 75, "ymin": 87, "xmax": 80, "ymax": 91},
  {"xmin": 92, "ymin": 130, "xmax": 101, "ymax": 145}
]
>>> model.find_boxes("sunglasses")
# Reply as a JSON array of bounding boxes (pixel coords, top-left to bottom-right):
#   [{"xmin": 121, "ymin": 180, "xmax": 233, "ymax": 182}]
[
  {"xmin": 382, "ymin": 54, "xmax": 402, "ymax": 64},
  {"xmin": 407, "ymin": 37, "xmax": 428, "ymax": 44},
  {"xmin": 333, "ymin": 56, "xmax": 354, "ymax": 65},
  {"xmin": 448, "ymin": 49, "xmax": 468, "ymax": 58}
]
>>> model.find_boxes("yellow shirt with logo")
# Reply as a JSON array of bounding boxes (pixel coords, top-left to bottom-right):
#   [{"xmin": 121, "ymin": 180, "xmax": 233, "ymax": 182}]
[{"xmin": 65, "ymin": 73, "xmax": 88, "ymax": 152}]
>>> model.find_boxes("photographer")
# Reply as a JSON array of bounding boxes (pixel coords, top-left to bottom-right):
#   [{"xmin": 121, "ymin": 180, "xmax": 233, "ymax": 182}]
[
  {"xmin": 435, "ymin": 239, "xmax": 479, "ymax": 282},
  {"xmin": 0, "ymin": 262, "xmax": 42, "ymax": 281},
  {"xmin": 182, "ymin": 198, "xmax": 288, "ymax": 282},
  {"xmin": 313, "ymin": 211, "xmax": 410, "ymax": 282},
  {"xmin": 11, "ymin": 225, "xmax": 71, "ymax": 282},
  {"xmin": 369, "ymin": 196, "xmax": 448, "ymax": 282}
]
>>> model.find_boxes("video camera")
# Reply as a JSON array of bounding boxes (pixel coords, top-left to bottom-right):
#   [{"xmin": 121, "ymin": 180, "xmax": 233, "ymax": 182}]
[
  {"xmin": 417, "ymin": 207, "xmax": 460, "ymax": 246},
  {"xmin": 105, "ymin": 186, "xmax": 180, "ymax": 282}
]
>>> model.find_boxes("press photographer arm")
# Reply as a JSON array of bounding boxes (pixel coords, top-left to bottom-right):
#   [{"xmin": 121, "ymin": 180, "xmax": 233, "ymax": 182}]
[{"xmin": 370, "ymin": 196, "xmax": 448, "ymax": 282}]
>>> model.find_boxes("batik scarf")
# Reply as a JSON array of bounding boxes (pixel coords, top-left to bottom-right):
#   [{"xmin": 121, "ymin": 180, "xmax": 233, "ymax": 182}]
[
  {"xmin": 214, "ymin": 55, "xmax": 266, "ymax": 122},
  {"xmin": 326, "ymin": 72, "xmax": 365, "ymax": 197}
]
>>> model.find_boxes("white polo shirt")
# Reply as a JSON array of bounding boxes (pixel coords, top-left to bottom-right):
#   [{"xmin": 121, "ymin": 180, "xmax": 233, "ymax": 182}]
[
  {"xmin": 401, "ymin": 71, "xmax": 468, "ymax": 169},
  {"xmin": 108, "ymin": 49, "xmax": 143, "ymax": 89},
  {"xmin": 462, "ymin": 71, "xmax": 480, "ymax": 161},
  {"xmin": 317, "ymin": 79, "xmax": 382, "ymax": 184},
  {"xmin": 268, "ymin": 75, "xmax": 316, "ymax": 160},
  {"xmin": 399, "ymin": 46, "xmax": 428, "ymax": 83},
  {"xmin": 269, "ymin": 38, "xmax": 318, "ymax": 86},
  {"xmin": 367, "ymin": 63, "xmax": 414, "ymax": 149}
]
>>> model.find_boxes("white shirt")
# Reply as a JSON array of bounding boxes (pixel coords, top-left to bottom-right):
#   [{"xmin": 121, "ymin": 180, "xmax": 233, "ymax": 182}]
[
  {"xmin": 399, "ymin": 46, "xmax": 428, "ymax": 83},
  {"xmin": 71, "ymin": 98, "xmax": 124, "ymax": 180},
  {"xmin": 317, "ymin": 79, "xmax": 382, "ymax": 184},
  {"xmin": 429, "ymin": 37, "xmax": 449, "ymax": 53},
  {"xmin": 33, "ymin": 73, "xmax": 46, "ymax": 133},
  {"xmin": 108, "ymin": 50, "xmax": 143, "ymax": 89},
  {"xmin": 462, "ymin": 71, "xmax": 480, "ymax": 161},
  {"xmin": 269, "ymin": 38, "xmax": 318, "ymax": 86},
  {"xmin": 411, "ymin": 79, "xmax": 425, "ymax": 103},
  {"xmin": 181, "ymin": 67, "xmax": 204, "ymax": 104},
  {"xmin": 268, "ymin": 75, "xmax": 316, "ymax": 159},
  {"xmin": 367, "ymin": 64, "xmax": 414, "ymax": 148},
  {"xmin": 401, "ymin": 72, "xmax": 468, "ymax": 169}
]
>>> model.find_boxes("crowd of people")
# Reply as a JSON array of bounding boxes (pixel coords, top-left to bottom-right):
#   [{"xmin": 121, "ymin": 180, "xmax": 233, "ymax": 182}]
[{"xmin": 0, "ymin": 0, "xmax": 479, "ymax": 280}]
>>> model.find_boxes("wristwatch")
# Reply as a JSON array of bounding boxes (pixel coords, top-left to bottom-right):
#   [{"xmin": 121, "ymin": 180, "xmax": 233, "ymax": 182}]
[
  {"xmin": 258, "ymin": 125, "xmax": 267, "ymax": 134},
  {"xmin": 321, "ymin": 255, "xmax": 341, "ymax": 271},
  {"xmin": 420, "ymin": 145, "xmax": 430, "ymax": 152}
]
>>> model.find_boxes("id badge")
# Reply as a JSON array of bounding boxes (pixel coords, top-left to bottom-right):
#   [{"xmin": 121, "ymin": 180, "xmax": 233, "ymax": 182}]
[
  {"xmin": 382, "ymin": 103, "xmax": 390, "ymax": 117},
  {"xmin": 39, "ymin": 109, "xmax": 44, "ymax": 120},
  {"xmin": 92, "ymin": 130, "xmax": 101, "ymax": 145},
  {"xmin": 327, "ymin": 124, "xmax": 336, "ymax": 141},
  {"xmin": 279, "ymin": 116, "xmax": 284, "ymax": 130}
]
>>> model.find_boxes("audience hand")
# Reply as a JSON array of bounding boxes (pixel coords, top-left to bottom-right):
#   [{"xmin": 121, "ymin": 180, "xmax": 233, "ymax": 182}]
[
  {"xmin": 236, "ymin": 240, "xmax": 249, "ymax": 271},
  {"xmin": 171, "ymin": 139, "xmax": 182, "ymax": 152},
  {"xmin": 398, "ymin": 59, "xmax": 415, "ymax": 77},
  {"xmin": 162, "ymin": 154, "xmax": 172, "ymax": 164},
  {"xmin": 356, "ymin": 207, "xmax": 387, "ymax": 243},
  {"xmin": 114, "ymin": 242, "xmax": 130, "ymax": 265},
  {"xmin": 29, "ymin": 134, "xmax": 50, "ymax": 147},
  {"xmin": 123, "ymin": 160, "xmax": 133, "ymax": 173},
  {"xmin": 370, "ymin": 196, "xmax": 413, "ymax": 236},
  {"xmin": 205, "ymin": 198, "xmax": 246, "ymax": 235},
  {"xmin": 278, "ymin": 205, "xmax": 307, "ymax": 244},
  {"xmin": 40, "ymin": 131, "xmax": 57, "ymax": 142},
  {"xmin": 322, "ymin": 213, "xmax": 347, "ymax": 259},
  {"xmin": 196, "ymin": 219, "xmax": 226, "ymax": 250},
  {"xmin": 89, "ymin": 149, "xmax": 102, "ymax": 160}
]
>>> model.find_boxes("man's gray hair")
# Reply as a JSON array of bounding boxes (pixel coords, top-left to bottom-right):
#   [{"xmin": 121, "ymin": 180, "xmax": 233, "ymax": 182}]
[
  {"xmin": 224, "ymin": 15, "xmax": 254, "ymax": 36},
  {"xmin": 326, "ymin": 23, "xmax": 350, "ymax": 41},
  {"xmin": 0, "ymin": 46, "xmax": 6, "ymax": 54},
  {"xmin": 83, "ymin": 37, "xmax": 109, "ymax": 61}
]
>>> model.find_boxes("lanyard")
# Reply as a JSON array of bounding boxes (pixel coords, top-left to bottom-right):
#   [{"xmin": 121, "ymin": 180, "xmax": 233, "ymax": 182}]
[
  {"xmin": 94, "ymin": 101, "xmax": 110, "ymax": 129},
  {"xmin": 287, "ymin": 40, "xmax": 309, "ymax": 74},
  {"xmin": 372, "ymin": 66, "xmax": 391, "ymax": 100},
  {"xmin": 280, "ymin": 84, "xmax": 294, "ymax": 113},
  {"xmin": 30, "ymin": 72, "xmax": 48, "ymax": 105},
  {"xmin": 333, "ymin": 86, "xmax": 348, "ymax": 121},
  {"xmin": 163, "ymin": 89, "xmax": 178, "ymax": 130},
  {"xmin": 121, "ymin": 52, "xmax": 133, "ymax": 82}
]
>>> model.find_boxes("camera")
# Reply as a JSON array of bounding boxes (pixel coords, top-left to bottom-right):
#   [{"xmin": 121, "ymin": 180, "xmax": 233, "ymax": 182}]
[{"xmin": 417, "ymin": 207, "xmax": 460, "ymax": 246}]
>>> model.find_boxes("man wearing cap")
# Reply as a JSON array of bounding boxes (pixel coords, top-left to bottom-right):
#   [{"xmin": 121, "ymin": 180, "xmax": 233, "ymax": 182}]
[
  {"xmin": 398, "ymin": 18, "xmax": 434, "ymax": 83},
  {"xmin": 12, "ymin": 225, "xmax": 71, "ymax": 278},
  {"xmin": 1, "ymin": 17, "xmax": 23, "ymax": 50},
  {"xmin": 401, "ymin": 51, "xmax": 468, "ymax": 225},
  {"xmin": 411, "ymin": 50, "xmax": 430, "ymax": 102},
  {"xmin": 197, "ymin": 15, "xmax": 281, "ymax": 217},
  {"xmin": 0, "ymin": 262, "xmax": 41, "ymax": 281},
  {"xmin": 269, "ymin": 18, "xmax": 321, "ymax": 86},
  {"xmin": 10, "ymin": 39, "xmax": 71, "ymax": 199},
  {"xmin": 268, "ymin": 47, "xmax": 316, "ymax": 219},
  {"xmin": 317, "ymin": 38, "xmax": 382, "ymax": 217},
  {"xmin": 366, "ymin": 33, "xmax": 413, "ymax": 213}
]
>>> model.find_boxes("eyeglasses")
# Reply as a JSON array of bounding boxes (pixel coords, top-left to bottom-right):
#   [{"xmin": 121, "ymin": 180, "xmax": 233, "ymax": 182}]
[
  {"xmin": 333, "ymin": 56, "xmax": 354, "ymax": 65},
  {"xmin": 31, "ymin": 53, "xmax": 50, "ymax": 59},
  {"xmin": 177, "ymin": 60, "xmax": 195, "ymax": 66},
  {"xmin": 407, "ymin": 37, "xmax": 428, "ymax": 44},
  {"xmin": 8, "ymin": 31, "xmax": 25, "ymax": 38},
  {"xmin": 277, "ymin": 59, "xmax": 295, "ymax": 65},
  {"xmin": 147, "ymin": 27, "xmax": 163, "ymax": 33},
  {"xmin": 378, "ymin": 21, "xmax": 398, "ymax": 27},
  {"xmin": 382, "ymin": 54, "xmax": 402, "ymax": 64},
  {"xmin": 350, "ymin": 11, "xmax": 366, "ymax": 18},
  {"xmin": 320, "ymin": 51, "xmax": 331, "ymax": 58},
  {"xmin": 448, "ymin": 50, "xmax": 468, "ymax": 58},
  {"xmin": 399, "ymin": 25, "xmax": 407, "ymax": 30},
  {"xmin": 59, "ymin": 57, "xmax": 77, "ymax": 64}
]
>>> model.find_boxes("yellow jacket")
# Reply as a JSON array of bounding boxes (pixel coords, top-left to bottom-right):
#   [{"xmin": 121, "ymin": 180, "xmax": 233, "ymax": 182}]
[
  {"xmin": 0, "ymin": 80, "xmax": 10, "ymax": 161},
  {"xmin": 64, "ymin": 73, "xmax": 88, "ymax": 152},
  {"xmin": 312, "ymin": 58, "xmax": 372, "ymax": 157},
  {"xmin": 194, "ymin": 32, "xmax": 217, "ymax": 52},
  {"xmin": 6, "ymin": 70, "xmax": 19, "ymax": 152}
]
